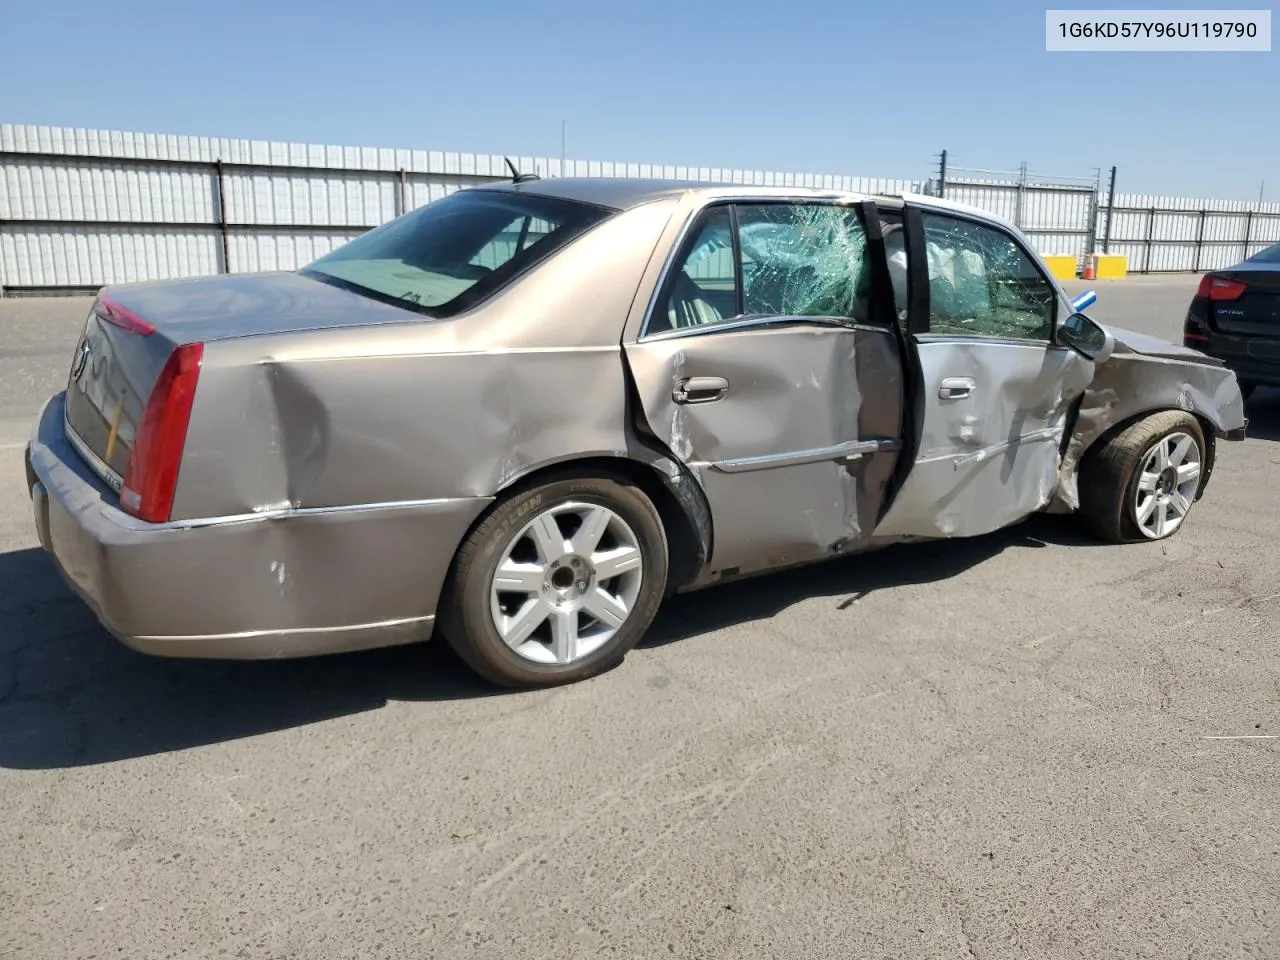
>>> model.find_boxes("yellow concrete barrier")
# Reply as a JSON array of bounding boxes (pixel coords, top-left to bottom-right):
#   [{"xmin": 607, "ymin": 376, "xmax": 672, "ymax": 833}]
[
  {"xmin": 1093, "ymin": 253, "xmax": 1128, "ymax": 279},
  {"xmin": 1042, "ymin": 255, "xmax": 1078, "ymax": 280}
]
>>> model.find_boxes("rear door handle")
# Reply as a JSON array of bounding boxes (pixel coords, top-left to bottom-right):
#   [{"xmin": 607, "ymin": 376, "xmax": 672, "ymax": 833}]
[
  {"xmin": 673, "ymin": 376, "xmax": 729, "ymax": 404},
  {"xmin": 939, "ymin": 377, "xmax": 975, "ymax": 400}
]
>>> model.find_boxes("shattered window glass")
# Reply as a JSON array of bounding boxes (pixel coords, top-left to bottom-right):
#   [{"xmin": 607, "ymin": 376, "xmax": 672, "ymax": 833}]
[
  {"xmin": 654, "ymin": 202, "xmax": 880, "ymax": 334},
  {"xmin": 921, "ymin": 214, "xmax": 1055, "ymax": 340},
  {"xmin": 737, "ymin": 204, "xmax": 870, "ymax": 320}
]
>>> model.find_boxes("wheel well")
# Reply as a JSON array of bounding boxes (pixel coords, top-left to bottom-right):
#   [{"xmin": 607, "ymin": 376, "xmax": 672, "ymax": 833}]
[
  {"xmin": 1078, "ymin": 407, "xmax": 1218, "ymax": 498},
  {"xmin": 465, "ymin": 456, "xmax": 708, "ymax": 594}
]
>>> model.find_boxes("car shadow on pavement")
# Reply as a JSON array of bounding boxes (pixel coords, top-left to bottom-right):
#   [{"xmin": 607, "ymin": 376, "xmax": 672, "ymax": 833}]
[
  {"xmin": 0, "ymin": 513, "xmax": 1100, "ymax": 770},
  {"xmin": 639, "ymin": 513, "xmax": 1098, "ymax": 650},
  {"xmin": 0, "ymin": 546, "xmax": 502, "ymax": 771}
]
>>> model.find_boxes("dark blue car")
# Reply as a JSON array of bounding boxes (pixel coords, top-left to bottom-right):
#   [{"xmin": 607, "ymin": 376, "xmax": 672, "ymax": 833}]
[{"xmin": 1185, "ymin": 243, "xmax": 1280, "ymax": 400}]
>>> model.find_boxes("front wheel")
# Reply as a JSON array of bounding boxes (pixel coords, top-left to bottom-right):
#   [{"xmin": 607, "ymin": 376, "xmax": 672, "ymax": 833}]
[
  {"xmin": 1077, "ymin": 411, "xmax": 1207, "ymax": 544},
  {"xmin": 438, "ymin": 473, "xmax": 669, "ymax": 688}
]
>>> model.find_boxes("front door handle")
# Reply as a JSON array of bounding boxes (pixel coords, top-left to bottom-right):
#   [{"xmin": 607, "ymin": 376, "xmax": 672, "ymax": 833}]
[
  {"xmin": 939, "ymin": 377, "xmax": 975, "ymax": 400},
  {"xmin": 673, "ymin": 376, "xmax": 729, "ymax": 404}
]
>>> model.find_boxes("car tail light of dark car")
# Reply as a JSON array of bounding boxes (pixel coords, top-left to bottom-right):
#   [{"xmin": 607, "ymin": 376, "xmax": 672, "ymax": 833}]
[
  {"xmin": 1195, "ymin": 274, "xmax": 1248, "ymax": 301},
  {"xmin": 119, "ymin": 342, "xmax": 204, "ymax": 522},
  {"xmin": 1186, "ymin": 273, "xmax": 1249, "ymax": 346},
  {"xmin": 1184, "ymin": 306, "xmax": 1210, "ymax": 344}
]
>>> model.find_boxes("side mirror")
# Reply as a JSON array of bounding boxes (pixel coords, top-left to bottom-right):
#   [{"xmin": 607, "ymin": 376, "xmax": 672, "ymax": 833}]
[{"xmin": 1059, "ymin": 312, "xmax": 1115, "ymax": 363}]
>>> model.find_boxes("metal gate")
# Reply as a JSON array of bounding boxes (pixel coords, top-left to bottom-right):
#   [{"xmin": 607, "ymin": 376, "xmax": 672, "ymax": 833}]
[{"xmin": 921, "ymin": 155, "xmax": 1101, "ymax": 270}]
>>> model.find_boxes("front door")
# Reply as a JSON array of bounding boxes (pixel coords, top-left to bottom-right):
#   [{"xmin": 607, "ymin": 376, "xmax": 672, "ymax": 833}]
[
  {"xmin": 624, "ymin": 200, "xmax": 906, "ymax": 577},
  {"xmin": 874, "ymin": 204, "xmax": 1096, "ymax": 539}
]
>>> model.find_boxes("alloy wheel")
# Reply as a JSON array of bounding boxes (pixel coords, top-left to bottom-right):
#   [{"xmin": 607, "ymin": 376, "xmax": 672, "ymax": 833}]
[
  {"xmin": 488, "ymin": 501, "xmax": 645, "ymax": 664},
  {"xmin": 1132, "ymin": 431, "xmax": 1202, "ymax": 539}
]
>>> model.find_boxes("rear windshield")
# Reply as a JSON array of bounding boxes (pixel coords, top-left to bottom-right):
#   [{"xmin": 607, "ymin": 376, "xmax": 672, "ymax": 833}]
[
  {"xmin": 300, "ymin": 188, "xmax": 614, "ymax": 316},
  {"xmin": 1249, "ymin": 241, "xmax": 1280, "ymax": 264}
]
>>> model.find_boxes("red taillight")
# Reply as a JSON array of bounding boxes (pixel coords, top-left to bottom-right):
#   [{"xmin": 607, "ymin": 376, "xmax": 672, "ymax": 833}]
[
  {"xmin": 1196, "ymin": 275, "xmax": 1248, "ymax": 301},
  {"xmin": 120, "ymin": 343, "xmax": 204, "ymax": 522},
  {"xmin": 95, "ymin": 294, "xmax": 156, "ymax": 336}
]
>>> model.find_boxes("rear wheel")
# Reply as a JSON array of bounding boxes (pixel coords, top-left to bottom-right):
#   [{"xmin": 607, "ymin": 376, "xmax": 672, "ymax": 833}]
[
  {"xmin": 439, "ymin": 473, "xmax": 668, "ymax": 688},
  {"xmin": 1077, "ymin": 411, "xmax": 1207, "ymax": 544}
]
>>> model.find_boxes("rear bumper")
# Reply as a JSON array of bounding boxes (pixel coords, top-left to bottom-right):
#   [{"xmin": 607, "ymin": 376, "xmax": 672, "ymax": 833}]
[
  {"xmin": 26, "ymin": 392, "xmax": 491, "ymax": 659},
  {"xmin": 1192, "ymin": 335, "xmax": 1280, "ymax": 388}
]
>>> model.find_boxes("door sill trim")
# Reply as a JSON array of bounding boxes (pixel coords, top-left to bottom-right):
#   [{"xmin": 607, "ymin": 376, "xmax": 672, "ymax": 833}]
[
  {"xmin": 711, "ymin": 438, "xmax": 901, "ymax": 474},
  {"xmin": 949, "ymin": 426, "xmax": 1062, "ymax": 469}
]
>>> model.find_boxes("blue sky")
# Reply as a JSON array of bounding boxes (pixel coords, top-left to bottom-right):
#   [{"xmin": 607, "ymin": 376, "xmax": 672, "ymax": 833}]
[{"xmin": 1, "ymin": 0, "xmax": 1274, "ymax": 199}]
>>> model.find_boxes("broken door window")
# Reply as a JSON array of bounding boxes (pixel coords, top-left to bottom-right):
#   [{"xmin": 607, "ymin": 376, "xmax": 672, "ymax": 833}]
[
  {"xmin": 921, "ymin": 213, "xmax": 1055, "ymax": 340},
  {"xmin": 736, "ymin": 204, "xmax": 869, "ymax": 320}
]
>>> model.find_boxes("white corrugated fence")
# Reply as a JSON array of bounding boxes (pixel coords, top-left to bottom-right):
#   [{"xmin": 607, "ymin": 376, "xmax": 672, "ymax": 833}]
[
  {"xmin": 0, "ymin": 123, "xmax": 923, "ymax": 293},
  {"xmin": 1099, "ymin": 192, "xmax": 1280, "ymax": 273},
  {"xmin": 4, "ymin": 123, "xmax": 1280, "ymax": 293}
]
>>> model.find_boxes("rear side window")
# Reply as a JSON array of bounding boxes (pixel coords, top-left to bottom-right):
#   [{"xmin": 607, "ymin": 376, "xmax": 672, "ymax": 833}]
[
  {"xmin": 652, "ymin": 202, "xmax": 876, "ymax": 334},
  {"xmin": 662, "ymin": 206, "xmax": 738, "ymax": 330},
  {"xmin": 302, "ymin": 190, "xmax": 612, "ymax": 317},
  {"xmin": 921, "ymin": 213, "xmax": 1056, "ymax": 341}
]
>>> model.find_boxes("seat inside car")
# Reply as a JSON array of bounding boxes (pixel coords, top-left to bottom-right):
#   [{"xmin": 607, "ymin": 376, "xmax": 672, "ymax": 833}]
[{"xmin": 660, "ymin": 271, "xmax": 725, "ymax": 332}]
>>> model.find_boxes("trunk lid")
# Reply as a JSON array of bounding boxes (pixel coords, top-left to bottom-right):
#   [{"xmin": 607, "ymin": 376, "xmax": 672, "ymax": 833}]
[
  {"xmin": 62, "ymin": 272, "xmax": 421, "ymax": 489},
  {"xmin": 93, "ymin": 270, "xmax": 423, "ymax": 343},
  {"xmin": 64, "ymin": 301, "xmax": 175, "ymax": 486}
]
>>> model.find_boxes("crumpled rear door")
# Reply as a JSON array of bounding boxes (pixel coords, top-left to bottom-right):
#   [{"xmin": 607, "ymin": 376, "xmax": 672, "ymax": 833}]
[{"xmin": 624, "ymin": 199, "xmax": 906, "ymax": 578}]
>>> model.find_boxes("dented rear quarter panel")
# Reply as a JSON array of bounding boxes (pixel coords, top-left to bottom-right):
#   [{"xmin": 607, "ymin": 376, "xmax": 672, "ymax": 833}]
[{"xmin": 170, "ymin": 198, "xmax": 683, "ymax": 520}]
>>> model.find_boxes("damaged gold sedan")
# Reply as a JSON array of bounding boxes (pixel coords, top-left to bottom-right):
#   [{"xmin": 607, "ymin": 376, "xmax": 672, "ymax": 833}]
[{"xmin": 25, "ymin": 178, "xmax": 1248, "ymax": 687}]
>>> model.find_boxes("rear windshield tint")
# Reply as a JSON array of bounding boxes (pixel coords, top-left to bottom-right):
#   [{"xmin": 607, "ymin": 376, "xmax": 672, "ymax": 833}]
[
  {"xmin": 300, "ymin": 189, "xmax": 614, "ymax": 316},
  {"xmin": 1249, "ymin": 241, "xmax": 1280, "ymax": 264}
]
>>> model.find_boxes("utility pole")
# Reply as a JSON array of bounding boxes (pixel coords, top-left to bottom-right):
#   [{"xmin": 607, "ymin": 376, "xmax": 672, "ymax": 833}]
[
  {"xmin": 937, "ymin": 149, "xmax": 948, "ymax": 198},
  {"xmin": 1259, "ymin": 180, "xmax": 1266, "ymax": 205},
  {"xmin": 1014, "ymin": 160, "xmax": 1028, "ymax": 228},
  {"xmin": 1103, "ymin": 165, "xmax": 1117, "ymax": 254},
  {"xmin": 1085, "ymin": 167, "xmax": 1102, "ymax": 258}
]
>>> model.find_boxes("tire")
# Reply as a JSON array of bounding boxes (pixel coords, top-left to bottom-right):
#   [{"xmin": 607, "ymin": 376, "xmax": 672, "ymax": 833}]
[
  {"xmin": 1077, "ymin": 410, "xmax": 1207, "ymax": 544},
  {"xmin": 1240, "ymin": 381, "xmax": 1257, "ymax": 402},
  {"xmin": 438, "ymin": 472, "xmax": 669, "ymax": 688}
]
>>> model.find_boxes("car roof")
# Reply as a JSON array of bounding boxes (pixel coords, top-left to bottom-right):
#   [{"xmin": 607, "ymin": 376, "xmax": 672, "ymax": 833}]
[
  {"xmin": 478, "ymin": 177, "xmax": 863, "ymax": 210},
  {"xmin": 478, "ymin": 177, "xmax": 1009, "ymax": 229}
]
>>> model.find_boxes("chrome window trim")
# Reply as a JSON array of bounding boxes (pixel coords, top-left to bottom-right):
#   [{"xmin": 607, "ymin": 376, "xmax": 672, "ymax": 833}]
[
  {"xmin": 710, "ymin": 438, "xmax": 901, "ymax": 474},
  {"xmin": 641, "ymin": 314, "xmax": 892, "ymax": 344},
  {"xmin": 915, "ymin": 335, "xmax": 1075, "ymax": 351}
]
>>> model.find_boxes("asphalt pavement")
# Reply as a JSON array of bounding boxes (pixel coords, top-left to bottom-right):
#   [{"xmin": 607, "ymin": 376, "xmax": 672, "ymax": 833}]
[{"xmin": 2, "ymin": 276, "xmax": 1279, "ymax": 959}]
